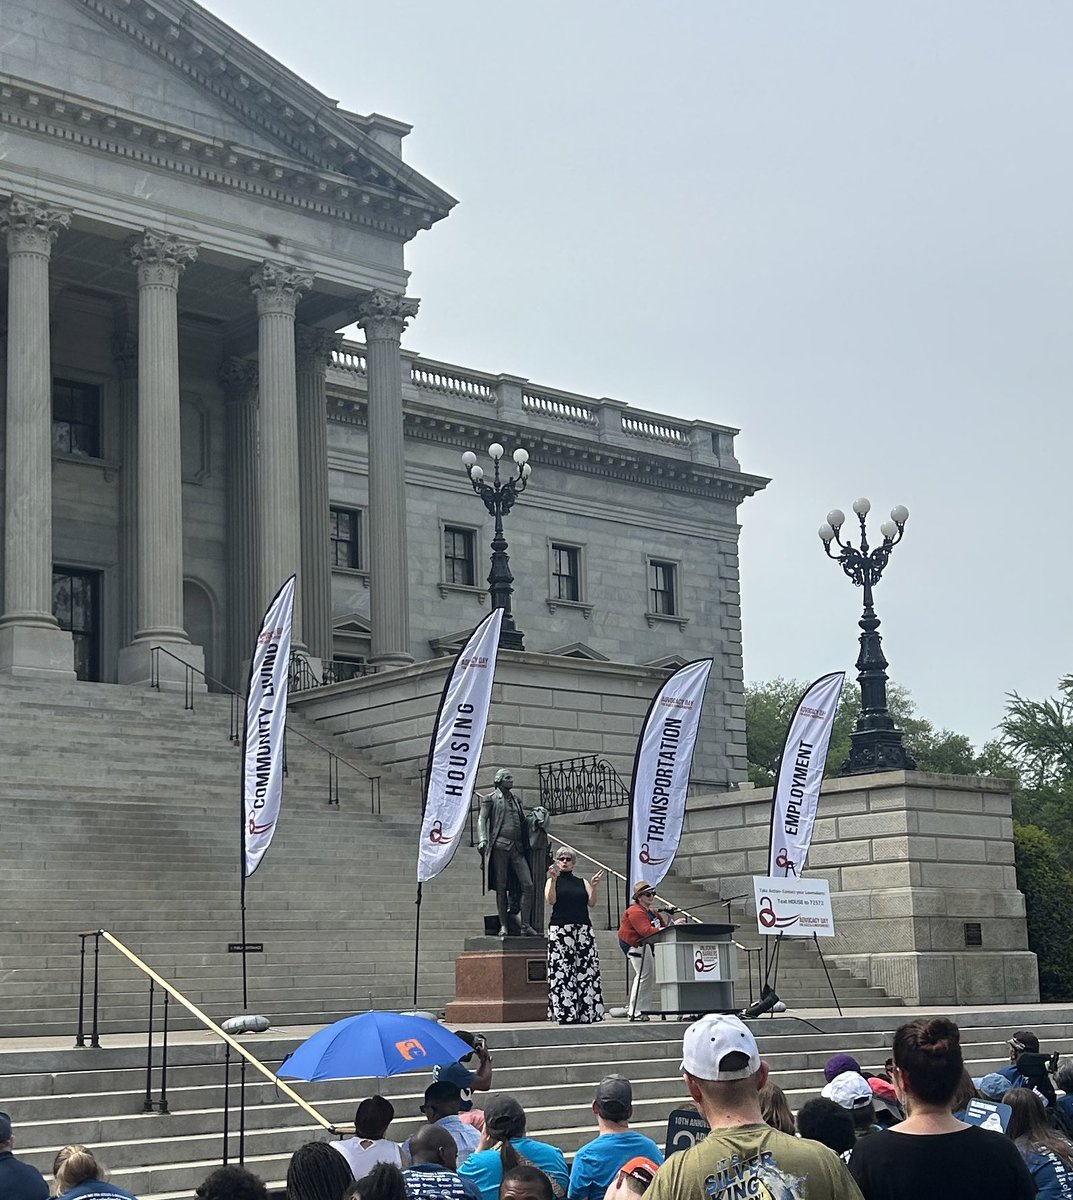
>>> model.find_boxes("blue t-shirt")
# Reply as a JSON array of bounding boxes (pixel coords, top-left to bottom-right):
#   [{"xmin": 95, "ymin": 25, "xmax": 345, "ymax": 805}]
[
  {"xmin": 0, "ymin": 1152, "xmax": 49, "ymax": 1200},
  {"xmin": 403, "ymin": 1163, "xmax": 482, "ymax": 1200},
  {"xmin": 568, "ymin": 1130, "xmax": 664, "ymax": 1200},
  {"xmin": 459, "ymin": 1137, "xmax": 569, "ymax": 1200},
  {"xmin": 57, "ymin": 1183, "xmax": 138, "ymax": 1200},
  {"xmin": 1023, "ymin": 1148, "xmax": 1073, "ymax": 1200}
]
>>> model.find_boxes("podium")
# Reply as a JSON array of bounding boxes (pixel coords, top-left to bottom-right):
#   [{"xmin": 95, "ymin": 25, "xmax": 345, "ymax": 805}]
[{"xmin": 649, "ymin": 923, "xmax": 736, "ymax": 1016}]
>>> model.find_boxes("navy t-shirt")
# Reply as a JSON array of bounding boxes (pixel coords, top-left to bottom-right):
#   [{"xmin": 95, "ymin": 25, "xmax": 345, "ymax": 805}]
[{"xmin": 0, "ymin": 1152, "xmax": 49, "ymax": 1200}]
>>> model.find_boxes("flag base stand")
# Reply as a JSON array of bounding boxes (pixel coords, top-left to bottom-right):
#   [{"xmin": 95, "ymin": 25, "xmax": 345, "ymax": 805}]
[{"xmin": 444, "ymin": 937, "xmax": 548, "ymax": 1023}]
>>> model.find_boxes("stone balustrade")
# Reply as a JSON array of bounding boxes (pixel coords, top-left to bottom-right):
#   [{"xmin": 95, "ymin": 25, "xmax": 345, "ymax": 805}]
[{"xmin": 328, "ymin": 338, "xmax": 741, "ymax": 469}]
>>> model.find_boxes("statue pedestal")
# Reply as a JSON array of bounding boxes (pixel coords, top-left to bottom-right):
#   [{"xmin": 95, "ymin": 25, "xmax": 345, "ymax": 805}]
[{"xmin": 444, "ymin": 936, "xmax": 548, "ymax": 1023}]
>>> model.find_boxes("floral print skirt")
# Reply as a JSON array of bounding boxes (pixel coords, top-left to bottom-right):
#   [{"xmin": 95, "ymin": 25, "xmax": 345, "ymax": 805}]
[{"xmin": 547, "ymin": 922, "xmax": 604, "ymax": 1024}]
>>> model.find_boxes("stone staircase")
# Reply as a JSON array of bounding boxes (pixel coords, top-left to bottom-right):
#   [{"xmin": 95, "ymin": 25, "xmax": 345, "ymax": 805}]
[
  {"xmin": 0, "ymin": 676, "xmax": 891, "ymax": 1038},
  {"xmin": 0, "ymin": 676, "xmax": 490, "ymax": 1036},
  {"xmin": 3, "ymin": 1008, "xmax": 1070, "ymax": 1198}
]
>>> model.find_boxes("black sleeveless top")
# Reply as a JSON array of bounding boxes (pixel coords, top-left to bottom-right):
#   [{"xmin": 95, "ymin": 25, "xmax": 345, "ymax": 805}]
[{"xmin": 549, "ymin": 872, "xmax": 591, "ymax": 927}]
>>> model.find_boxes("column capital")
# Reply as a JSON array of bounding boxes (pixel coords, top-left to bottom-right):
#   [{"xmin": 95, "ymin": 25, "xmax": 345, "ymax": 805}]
[
  {"xmin": 249, "ymin": 261, "xmax": 314, "ymax": 316},
  {"xmin": 129, "ymin": 229, "xmax": 198, "ymax": 288},
  {"xmin": 295, "ymin": 324, "xmax": 344, "ymax": 373},
  {"xmin": 0, "ymin": 195, "xmax": 71, "ymax": 256},
  {"xmin": 354, "ymin": 289, "xmax": 419, "ymax": 342},
  {"xmin": 111, "ymin": 331, "xmax": 139, "ymax": 380},
  {"xmin": 218, "ymin": 356, "xmax": 259, "ymax": 402}
]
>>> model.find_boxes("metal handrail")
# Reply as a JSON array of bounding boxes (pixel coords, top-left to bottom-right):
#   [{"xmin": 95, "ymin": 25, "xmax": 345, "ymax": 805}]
[
  {"xmin": 75, "ymin": 929, "xmax": 333, "ymax": 1131},
  {"xmin": 149, "ymin": 645, "xmax": 382, "ymax": 813}
]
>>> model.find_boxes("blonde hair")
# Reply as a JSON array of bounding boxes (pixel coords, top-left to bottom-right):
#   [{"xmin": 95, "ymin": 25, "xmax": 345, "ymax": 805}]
[{"xmin": 53, "ymin": 1145, "xmax": 106, "ymax": 1191}]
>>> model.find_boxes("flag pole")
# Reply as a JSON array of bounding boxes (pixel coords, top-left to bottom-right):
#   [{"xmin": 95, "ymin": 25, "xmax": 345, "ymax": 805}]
[{"xmin": 413, "ymin": 883, "xmax": 423, "ymax": 1007}]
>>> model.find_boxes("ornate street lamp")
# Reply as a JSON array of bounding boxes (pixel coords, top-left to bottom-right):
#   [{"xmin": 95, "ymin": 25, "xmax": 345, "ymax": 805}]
[
  {"xmin": 462, "ymin": 442, "xmax": 532, "ymax": 650},
  {"xmin": 818, "ymin": 498, "xmax": 916, "ymax": 775}
]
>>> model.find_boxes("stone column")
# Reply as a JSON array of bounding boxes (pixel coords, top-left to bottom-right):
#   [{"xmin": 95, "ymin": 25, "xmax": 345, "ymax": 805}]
[
  {"xmin": 117, "ymin": 229, "xmax": 204, "ymax": 687},
  {"xmin": 0, "ymin": 195, "xmax": 75, "ymax": 679},
  {"xmin": 249, "ymin": 262, "xmax": 313, "ymax": 649},
  {"xmin": 111, "ymin": 326, "xmax": 138, "ymax": 651},
  {"xmin": 295, "ymin": 325, "xmax": 342, "ymax": 665},
  {"xmin": 220, "ymin": 358, "xmax": 260, "ymax": 689},
  {"xmin": 355, "ymin": 289, "xmax": 419, "ymax": 668}
]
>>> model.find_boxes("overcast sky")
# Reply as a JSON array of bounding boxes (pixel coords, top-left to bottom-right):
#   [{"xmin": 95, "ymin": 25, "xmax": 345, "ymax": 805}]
[{"xmin": 213, "ymin": 0, "xmax": 1072, "ymax": 750}]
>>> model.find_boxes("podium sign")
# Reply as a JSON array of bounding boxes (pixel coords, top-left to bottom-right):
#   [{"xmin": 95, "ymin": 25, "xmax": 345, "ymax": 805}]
[
  {"xmin": 692, "ymin": 943, "xmax": 721, "ymax": 980},
  {"xmin": 752, "ymin": 876, "xmax": 835, "ymax": 938}
]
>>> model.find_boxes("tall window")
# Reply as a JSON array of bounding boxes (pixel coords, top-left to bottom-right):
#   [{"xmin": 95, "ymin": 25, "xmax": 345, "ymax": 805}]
[
  {"xmin": 650, "ymin": 560, "xmax": 678, "ymax": 615},
  {"xmin": 52, "ymin": 379, "xmax": 101, "ymax": 458},
  {"xmin": 551, "ymin": 543, "xmax": 581, "ymax": 602},
  {"xmin": 53, "ymin": 568, "xmax": 100, "ymax": 682},
  {"xmin": 330, "ymin": 507, "xmax": 361, "ymax": 569},
  {"xmin": 443, "ymin": 525, "xmax": 477, "ymax": 586}
]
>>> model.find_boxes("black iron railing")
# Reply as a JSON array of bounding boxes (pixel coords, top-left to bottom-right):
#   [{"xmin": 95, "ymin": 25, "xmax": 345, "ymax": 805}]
[
  {"xmin": 537, "ymin": 754, "xmax": 630, "ymax": 814},
  {"xmin": 289, "ymin": 655, "xmax": 376, "ymax": 692},
  {"xmin": 149, "ymin": 646, "xmax": 382, "ymax": 813}
]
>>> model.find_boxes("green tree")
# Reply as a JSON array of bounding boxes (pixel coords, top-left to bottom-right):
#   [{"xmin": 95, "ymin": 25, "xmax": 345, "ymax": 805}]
[
  {"xmin": 1012, "ymin": 822, "xmax": 1073, "ymax": 1001},
  {"xmin": 745, "ymin": 677, "xmax": 985, "ymax": 784}
]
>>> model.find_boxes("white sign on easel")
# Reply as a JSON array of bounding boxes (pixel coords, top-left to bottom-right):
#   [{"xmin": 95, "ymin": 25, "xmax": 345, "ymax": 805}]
[{"xmin": 752, "ymin": 875, "xmax": 835, "ymax": 938}]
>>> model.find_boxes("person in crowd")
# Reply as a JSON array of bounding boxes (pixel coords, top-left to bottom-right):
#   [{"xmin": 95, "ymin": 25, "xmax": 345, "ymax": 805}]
[
  {"xmin": 847, "ymin": 1016, "xmax": 1035, "ymax": 1200},
  {"xmin": 196, "ymin": 1165, "xmax": 269, "ymax": 1200},
  {"xmin": 977, "ymin": 1072, "xmax": 1016, "ymax": 1101},
  {"xmin": 402, "ymin": 1125, "xmax": 481, "ymax": 1200},
  {"xmin": 824, "ymin": 1054, "xmax": 863, "ymax": 1083},
  {"xmin": 822, "ymin": 1072, "xmax": 883, "ymax": 1142},
  {"xmin": 347, "ymin": 1163, "xmax": 407, "ymax": 1200},
  {"xmin": 407, "ymin": 1082, "xmax": 481, "ymax": 1167},
  {"xmin": 822, "ymin": 1052, "xmax": 902, "ymax": 1125},
  {"xmin": 332, "ymin": 1096, "xmax": 403, "ymax": 1178},
  {"xmin": 458, "ymin": 1095, "xmax": 569, "ymax": 1200},
  {"xmin": 601, "ymin": 1157, "xmax": 658, "ymax": 1200},
  {"xmin": 51, "ymin": 1146, "xmax": 137, "ymax": 1200},
  {"xmin": 796, "ymin": 1098, "xmax": 857, "ymax": 1160},
  {"xmin": 568, "ymin": 1075, "xmax": 663, "ymax": 1200},
  {"xmin": 1055, "ymin": 1059, "xmax": 1073, "ymax": 1124},
  {"xmin": 544, "ymin": 846, "xmax": 604, "ymax": 1025},
  {"xmin": 434, "ymin": 1032, "xmax": 493, "ymax": 1129},
  {"xmin": 950, "ymin": 1069, "xmax": 982, "ymax": 1120},
  {"xmin": 617, "ymin": 883, "xmax": 682, "ymax": 1022},
  {"xmin": 502, "ymin": 1165, "xmax": 555, "ymax": 1200},
  {"xmin": 999, "ymin": 1030, "xmax": 1041, "ymax": 1083},
  {"xmin": 757, "ymin": 1081, "xmax": 795, "ymax": 1135},
  {"xmin": 1004, "ymin": 1087, "xmax": 1073, "ymax": 1200},
  {"xmin": 286, "ymin": 1142, "xmax": 355, "ymax": 1200},
  {"xmin": 645, "ymin": 1014, "xmax": 862, "ymax": 1200},
  {"xmin": 0, "ymin": 1110, "xmax": 48, "ymax": 1200}
]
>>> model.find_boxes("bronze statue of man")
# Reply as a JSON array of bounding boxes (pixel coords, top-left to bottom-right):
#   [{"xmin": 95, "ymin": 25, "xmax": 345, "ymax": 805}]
[{"xmin": 477, "ymin": 768, "xmax": 546, "ymax": 937}]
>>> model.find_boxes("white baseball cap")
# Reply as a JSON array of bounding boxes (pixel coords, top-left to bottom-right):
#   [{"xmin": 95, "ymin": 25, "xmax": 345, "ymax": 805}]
[
  {"xmin": 681, "ymin": 1014, "xmax": 761, "ymax": 1081},
  {"xmin": 822, "ymin": 1071, "xmax": 874, "ymax": 1109}
]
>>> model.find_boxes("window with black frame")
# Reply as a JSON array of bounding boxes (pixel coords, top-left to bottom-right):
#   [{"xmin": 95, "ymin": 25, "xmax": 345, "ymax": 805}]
[
  {"xmin": 443, "ymin": 525, "xmax": 477, "ymax": 587},
  {"xmin": 52, "ymin": 378, "xmax": 101, "ymax": 458},
  {"xmin": 551, "ymin": 543, "xmax": 581, "ymax": 602},
  {"xmin": 650, "ymin": 559, "xmax": 678, "ymax": 615},
  {"xmin": 330, "ymin": 507, "xmax": 361, "ymax": 569},
  {"xmin": 53, "ymin": 568, "xmax": 100, "ymax": 681}
]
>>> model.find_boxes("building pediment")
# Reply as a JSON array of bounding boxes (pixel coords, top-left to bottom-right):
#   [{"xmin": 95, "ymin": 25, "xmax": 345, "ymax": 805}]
[{"xmin": 0, "ymin": 0, "xmax": 455, "ymax": 238}]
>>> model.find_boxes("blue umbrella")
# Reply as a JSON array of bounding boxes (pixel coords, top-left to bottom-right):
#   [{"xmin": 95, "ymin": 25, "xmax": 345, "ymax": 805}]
[{"xmin": 278, "ymin": 1011, "xmax": 475, "ymax": 1082}]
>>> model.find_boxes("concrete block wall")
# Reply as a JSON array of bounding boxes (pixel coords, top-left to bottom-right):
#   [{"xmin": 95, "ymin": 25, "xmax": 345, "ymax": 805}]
[
  {"xmin": 570, "ymin": 770, "xmax": 1038, "ymax": 1006},
  {"xmin": 291, "ymin": 650, "xmax": 735, "ymax": 794}
]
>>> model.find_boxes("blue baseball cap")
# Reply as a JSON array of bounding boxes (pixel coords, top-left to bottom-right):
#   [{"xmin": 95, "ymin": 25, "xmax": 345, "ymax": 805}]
[{"xmin": 432, "ymin": 1061, "xmax": 476, "ymax": 1110}]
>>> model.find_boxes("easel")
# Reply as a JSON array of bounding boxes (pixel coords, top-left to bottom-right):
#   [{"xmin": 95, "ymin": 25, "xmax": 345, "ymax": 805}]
[{"xmin": 762, "ymin": 930, "xmax": 843, "ymax": 1019}]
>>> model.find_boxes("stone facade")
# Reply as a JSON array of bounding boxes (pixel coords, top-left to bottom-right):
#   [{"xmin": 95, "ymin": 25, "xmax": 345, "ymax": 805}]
[
  {"xmin": 568, "ymin": 770, "xmax": 1039, "ymax": 1005},
  {"xmin": 0, "ymin": 0, "xmax": 767, "ymax": 785}
]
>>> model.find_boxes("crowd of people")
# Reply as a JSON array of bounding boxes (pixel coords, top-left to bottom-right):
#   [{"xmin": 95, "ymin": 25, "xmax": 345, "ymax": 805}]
[{"xmin": 3, "ymin": 1017, "xmax": 1072, "ymax": 1199}]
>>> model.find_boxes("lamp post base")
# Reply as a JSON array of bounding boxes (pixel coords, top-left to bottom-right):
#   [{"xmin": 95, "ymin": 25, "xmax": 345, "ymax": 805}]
[{"xmin": 840, "ymin": 728, "xmax": 917, "ymax": 775}]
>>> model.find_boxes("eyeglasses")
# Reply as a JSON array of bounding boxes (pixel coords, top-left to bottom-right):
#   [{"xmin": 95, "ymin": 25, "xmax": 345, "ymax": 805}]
[{"xmin": 556, "ymin": 855, "xmax": 574, "ymax": 862}]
